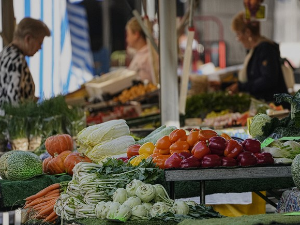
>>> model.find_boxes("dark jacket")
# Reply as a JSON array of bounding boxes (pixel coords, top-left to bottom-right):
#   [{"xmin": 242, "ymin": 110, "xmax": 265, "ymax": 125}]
[{"xmin": 238, "ymin": 41, "xmax": 288, "ymax": 102}]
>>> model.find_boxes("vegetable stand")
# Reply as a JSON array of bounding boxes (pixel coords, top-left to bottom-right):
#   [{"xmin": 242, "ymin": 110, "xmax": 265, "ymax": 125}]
[{"xmin": 165, "ymin": 165, "xmax": 293, "ymax": 207}]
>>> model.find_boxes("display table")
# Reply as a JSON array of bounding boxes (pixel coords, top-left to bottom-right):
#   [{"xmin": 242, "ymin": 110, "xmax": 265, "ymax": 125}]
[{"xmin": 165, "ymin": 165, "xmax": 293, "ymax": 205}]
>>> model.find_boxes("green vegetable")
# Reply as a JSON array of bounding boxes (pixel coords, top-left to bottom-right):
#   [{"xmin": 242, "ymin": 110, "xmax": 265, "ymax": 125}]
[
  {"xmin": 131, "ymin": 205, "xmax": 149, "ymax": 220},
  {"xmin": 114, "ymin": 204, "xmax": 132, "ymax": 222},
  {"xmin": 249, "ymin": 113, "xmax": 272, "ymax": 138},
  {"xmin": 113, "ymin": 188, "xmax": 128, "ymax": 204},
  {"xmin": 275, "ymin": 90, "xmax": 300, "ymax": 127},
  {"xmin": 123, "ymin": 196, "xmax": 142, "ymax": 208},
  {"xmin": 137, "ymin": 126, "xmax": 176, "ymax": 145},
  {"xmin": 173, "ymin": 200, "xmax": 189, "ymax": 215},
  {"xmin": 150, "ymin": 202, "xmax": 173, "ymax": 217},
  {"xmin": 136, "ymin": 183, "xmax": 156, "ymax": 203},
  {"xmin": 126, "ymin": 179, "xmax": 144, "ymax": 197},
  {"xmin": 0, "ymin": 151, "xmax": 43, "ymax": 180},
  {"xmin": 0, "ymin": 150, "xmax": 23, "ymax": 179},
  {"xmin": 106, "ymin": 202, "xmax": 121, "ymax": 219}
]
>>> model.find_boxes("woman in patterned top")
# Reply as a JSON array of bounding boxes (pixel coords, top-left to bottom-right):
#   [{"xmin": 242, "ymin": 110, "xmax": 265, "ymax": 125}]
[{"xmin": 0, "ymin": 17, "xmax": 50, "ymax": 107}]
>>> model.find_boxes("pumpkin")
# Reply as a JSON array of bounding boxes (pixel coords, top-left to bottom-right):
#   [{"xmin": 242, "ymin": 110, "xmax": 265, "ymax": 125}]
[
  {"xmin": 45, "ymin": 134, "xmax": 74, "ymax": 157},
  {"xmin": 64, "ymin": 152, "xmax": 93, "ymax": 175},
  {"xmin": 42, "ymin": 157, "xmax": 52, "ymax": 173},
  {"xmin": 46, "ymin": 151, "xmax": 72, "ymax": 175}
]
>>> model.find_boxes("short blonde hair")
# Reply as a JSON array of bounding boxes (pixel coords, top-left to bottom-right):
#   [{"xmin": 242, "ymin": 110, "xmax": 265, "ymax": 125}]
[
  {"xmin": 126, "ymin": 17, "xmax": 146, "ymax": 40},
  {"xmin": 14, "ymin": 17, "xmax": 51, "ymax": 40},
  {"xmin": 231, "ymin": 11, "xmax": 260, "ymax": 36}
]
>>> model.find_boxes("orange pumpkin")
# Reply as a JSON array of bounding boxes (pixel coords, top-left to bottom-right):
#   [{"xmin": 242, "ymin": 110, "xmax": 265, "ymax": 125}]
[
  {"xmin": 45, "ymin": 134, "xmax": 74, "ymax": 157},
  {"xmin": 64, "ymin": 152, "xmax": 92, "ymax": 175},
  {"xmin": 42, "ymin": 157, "xmax": 52, "ymax": 173},
  {"xmin": 47, "ymin": 151, "xmax": 72, "ymax": 175}
]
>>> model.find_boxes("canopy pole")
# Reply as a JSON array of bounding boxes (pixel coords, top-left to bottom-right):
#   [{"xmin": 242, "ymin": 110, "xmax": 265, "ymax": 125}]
[{"xmin": 159, "ymin": 0, "xmax": 180, "ymax": 128}]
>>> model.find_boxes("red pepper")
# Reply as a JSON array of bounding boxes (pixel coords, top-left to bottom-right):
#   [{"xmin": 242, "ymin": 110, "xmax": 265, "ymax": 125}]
[
  {"xmin": 164, "ymin": 153, "xmax": 183, "ymax": 169},
  {"xmin": 224, "ymin": 139, "xmax": 243, "ymax": 158},
  {"xmin": 201, "ymin": 154, "xmax": 222, "ymax": 168},
  {"xmin": 242, "ymin": 138, "xmax": 261, "ymax": 154},
  {"xmin": 178, "ymin": 151, "xmax": 192, "ymax": 160},
  {"xmin": 191, "ymin": 141, "xmax": 211, "ymax": 160},
  {"xmin": 221, "ymin": 156, "xmax": 238, "ymax": 167},
  {"xmin": 180, "ymin": 155, "xmax": 201, "ymax": 168},
  {"xmin": 127, "ymin": 144, "xmax": 141, "ymax": 159},
  {"xmin": 237, "ymin": 151, "xmax": 257, "ymax": 167},
  {"xmin": 208, "ymin": 136, "xmax": 227, "ymax": 156},
  {"xmin": 118, "ymin": 157, "xmax": 129, "ymax": 163},
  {"xmin": 254, "ymin": 152, "xmax": 274, "ymax": 165}
]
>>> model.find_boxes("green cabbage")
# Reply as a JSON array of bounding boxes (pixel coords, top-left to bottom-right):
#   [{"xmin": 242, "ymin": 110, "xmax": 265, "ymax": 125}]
[{"xmin": 249, "ymin": 113, "xmax": 272, "ymax": 138}]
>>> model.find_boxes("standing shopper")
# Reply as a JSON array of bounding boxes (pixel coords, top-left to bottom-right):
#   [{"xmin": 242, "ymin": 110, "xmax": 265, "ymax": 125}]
[
  {"xmin": 227, "ymin": 11, "xmax": 288, "ymax": 102},
  {"xmin": 0, "ymin": 17, "xmax": 50, "ymax": 107},
  {"xmin": 126, "ymin": 17, "xmax": 158, "ymax": 84}
]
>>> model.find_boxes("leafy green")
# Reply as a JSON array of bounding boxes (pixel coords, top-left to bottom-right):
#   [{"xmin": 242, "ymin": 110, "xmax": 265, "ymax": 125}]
[
  {"xmin": 150, "ymin": 204, "xmax": 224, "ymax": 222},
  {"xmin": 274, "ymin": 90, "xmax": 300, "ymax": 127},
  {"xmin": 185, "ymin": 91, "xmax": 252, "ymax": 118}
]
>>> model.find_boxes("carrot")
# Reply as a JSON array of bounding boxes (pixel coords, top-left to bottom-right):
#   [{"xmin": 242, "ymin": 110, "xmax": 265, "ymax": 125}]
[
  {"xmin": 25, "ymin": 183, "xmax": 60, "ymax": 201},
  {"xmin": 43, "ymin": 210, "xmax": 57, "ymax": 222},
  {"xmin": 24, "ymin": 196, "xmax": 58, "ymax": 208},
  {"xmin": 32, "ymin": 198, "xmax": 56, "ymax": 211},
  {"xmin": 45, "ymin": 189, "xmax": 60, "ymax": 197},
  {"xmin": 36, "ymin": 201, "xmax": 55, "ymax": 217}
]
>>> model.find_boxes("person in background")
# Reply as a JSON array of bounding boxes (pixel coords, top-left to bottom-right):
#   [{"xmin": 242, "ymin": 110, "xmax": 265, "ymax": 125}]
[
  {"xmin": 0, "ymin": 17, "xmax": 50, "ymax": 107},
  {"xmin": 126, "ymin": 17, "xmax": 158, "ymax": 84},
  {"xmin": 226, "ymin": 11, "xmax": 288, "ymax": 102}
]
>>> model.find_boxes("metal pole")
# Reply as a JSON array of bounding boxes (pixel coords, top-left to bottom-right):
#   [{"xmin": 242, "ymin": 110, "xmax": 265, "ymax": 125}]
[{"xmin": 159, "ymin": 0, "xmax": 180, "ymax": 128}]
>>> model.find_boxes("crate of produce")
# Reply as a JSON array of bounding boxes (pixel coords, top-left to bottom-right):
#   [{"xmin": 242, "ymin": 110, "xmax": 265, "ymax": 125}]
[{"xmin": 84, "ymin": 69, "xmax": 137, "ymax": 99}]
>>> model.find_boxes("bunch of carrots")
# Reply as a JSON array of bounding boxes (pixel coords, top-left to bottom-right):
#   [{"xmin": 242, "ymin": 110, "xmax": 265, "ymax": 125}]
[{"xmin": 24, "ymin": 183, "xmax": 61, "ymax": 223}]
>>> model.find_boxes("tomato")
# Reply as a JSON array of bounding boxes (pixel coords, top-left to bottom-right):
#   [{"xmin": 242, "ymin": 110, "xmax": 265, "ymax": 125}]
[
  {"xmin": 170, "ymin": 141, "xmax": 189, "ymax": 150},
  {"xmin": 198, "ymin": 129, "xmax": 218, "ymax": 142},
  {"xmin": 155, "ymin": 135, "xmax": 172, "ymax": 149},
  {"xmin": 169, "ymin": 129, "xmax": 187, "ymax": 142},
  {"xmin": 187, "ymin": 130, "xmax": 200, "ymax": 148},
  {"xmin": 139, "ymin": 142, "xmax": 155, "ymax": 155}
]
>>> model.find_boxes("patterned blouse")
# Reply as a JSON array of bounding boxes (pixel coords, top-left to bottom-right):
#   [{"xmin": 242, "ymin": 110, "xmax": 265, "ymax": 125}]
[{"xmin": 0, "ymin": 44, "xmax": 35, "ymax": 106}]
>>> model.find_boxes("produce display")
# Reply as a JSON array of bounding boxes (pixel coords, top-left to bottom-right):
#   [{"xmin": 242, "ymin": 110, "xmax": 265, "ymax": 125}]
[{"xmin": 2, "ymin": 107, "xmax": 300, "ymax": 224}]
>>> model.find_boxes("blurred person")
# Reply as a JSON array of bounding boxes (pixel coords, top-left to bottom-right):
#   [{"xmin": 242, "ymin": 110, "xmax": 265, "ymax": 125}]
[
  {"xmin": 226, "ymin": 11, "xmax": 288, "ymax": 102},
  {"xmin": 126, "ymin": 17, "xmax": 158, "ymax": 84},
  {"xmin": 0, "ymin": 17, "xmax": 50, "ymax": 107}
]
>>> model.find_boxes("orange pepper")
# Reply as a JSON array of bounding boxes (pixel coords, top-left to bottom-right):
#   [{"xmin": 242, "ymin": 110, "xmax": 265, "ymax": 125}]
[
  {"xmin": 153, "ymin": 147, "xmax": 170, "ymax": 155},
  {"xmin": 198, "ymin": 129, "xmax": 218, "ymax": 142},
  {"xmin": 220, "ymin": 132, "xmax": 232, "ymax": 141},
  {"xmin": 187, "ymin": 130, "xmax": 200, "ymax": 148},
  {"xmin": 170, "ymin": 149, "xmax": 191, "ymax": 155},
  {"xmin": 155, "ymin": 135, "xmax": 172, "ymax": 149},
  {"xmin": 169, "ymin": 129, "xmax": 187, "ymax": 142},
  {"xmin": 170, "ymin": 141, "xmax": 189, "ymax": 150},
  {"xmin": 151, "ymin": 154, "xmax": 171, "ymax": 169}
]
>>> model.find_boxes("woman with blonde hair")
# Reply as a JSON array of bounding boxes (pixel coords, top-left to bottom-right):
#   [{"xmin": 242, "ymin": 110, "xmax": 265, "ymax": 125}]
[
  {"xmin": 126, "ymin": 17, "xmax": 158, "ymax": 84},
  {"xmin": 227, "ymin": 11, "xmax": 288, "ymax": 102},
  {"xmin": 0, "ymin": 17, "xmax": 50, "ymax": 106}
]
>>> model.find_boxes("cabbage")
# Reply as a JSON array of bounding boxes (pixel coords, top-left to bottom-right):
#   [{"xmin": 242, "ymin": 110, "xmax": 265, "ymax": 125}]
[{"xmin": 249, "ymin": 113, "xmax": 272, "ymax": 138}]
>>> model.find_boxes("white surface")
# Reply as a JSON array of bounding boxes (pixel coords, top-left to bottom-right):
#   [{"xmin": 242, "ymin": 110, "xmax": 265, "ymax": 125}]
[{"xmin": 178, "ymin": 192, "xmax": 252, "ymax": 205}]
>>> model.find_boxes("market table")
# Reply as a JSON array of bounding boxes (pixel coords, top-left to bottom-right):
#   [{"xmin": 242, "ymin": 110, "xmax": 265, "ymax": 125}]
[{"xmin": 164, "ymin": 165, "xmax": 293, "ymax": 206}]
